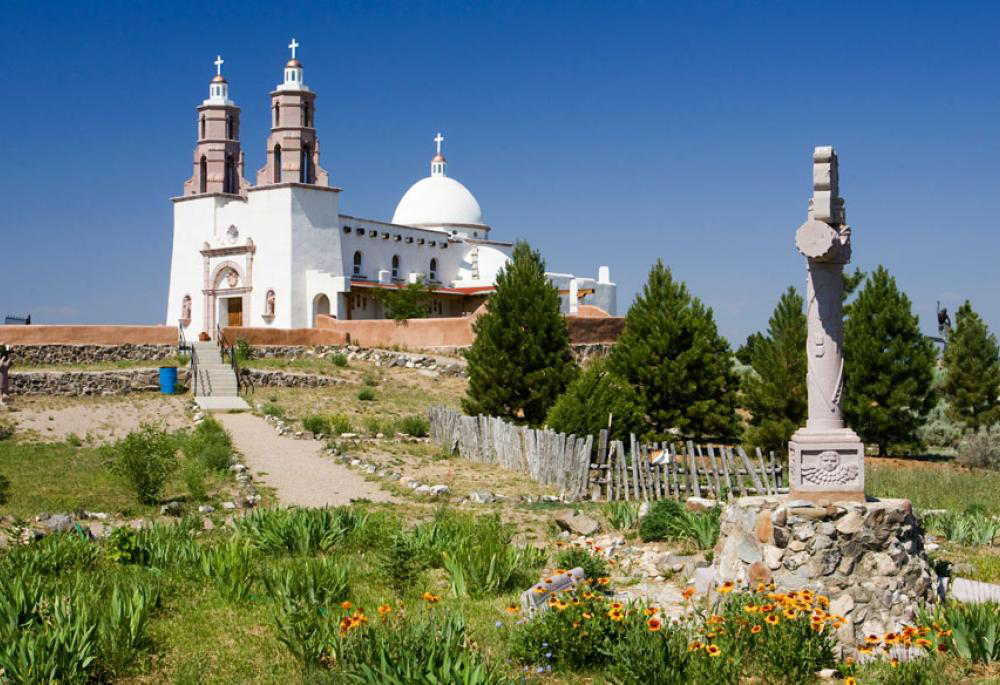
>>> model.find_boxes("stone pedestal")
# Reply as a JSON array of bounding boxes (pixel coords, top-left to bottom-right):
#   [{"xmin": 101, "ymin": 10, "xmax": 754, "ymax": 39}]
[{"xmin": 715, "ymin": 496, "xmax": 939, "ymax": 651}]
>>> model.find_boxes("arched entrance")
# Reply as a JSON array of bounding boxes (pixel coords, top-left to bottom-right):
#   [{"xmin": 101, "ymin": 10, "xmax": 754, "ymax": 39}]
[{"xmin": 313, "ymin": 294, "xmax": 331, "ymax": 327}]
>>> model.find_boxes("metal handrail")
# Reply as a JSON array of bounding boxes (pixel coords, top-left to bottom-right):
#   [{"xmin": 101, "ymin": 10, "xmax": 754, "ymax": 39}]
[{"xmin": 216, "ymin": 324, "xmax": 253, "ymax": 397}]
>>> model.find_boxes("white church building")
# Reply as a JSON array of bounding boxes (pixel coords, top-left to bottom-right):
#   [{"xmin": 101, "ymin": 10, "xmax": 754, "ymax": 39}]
[{"xmin": 165, "ymin": 42, "xmax": 616, "ymax": 336}]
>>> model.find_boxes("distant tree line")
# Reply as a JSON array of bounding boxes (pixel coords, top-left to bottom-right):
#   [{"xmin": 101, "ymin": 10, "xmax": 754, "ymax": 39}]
[{"xmin": 463, "ymin": 242, "xmax": 1000, "ymax": 459}]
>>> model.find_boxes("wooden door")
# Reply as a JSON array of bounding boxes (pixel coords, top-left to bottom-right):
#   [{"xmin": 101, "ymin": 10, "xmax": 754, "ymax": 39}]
[{"xmin": 227, "ymin": 298, "xmax": 243, "ymax": 327}]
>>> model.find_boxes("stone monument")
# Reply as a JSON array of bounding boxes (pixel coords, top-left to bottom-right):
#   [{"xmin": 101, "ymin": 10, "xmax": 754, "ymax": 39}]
[
  {"xmin": 789, "ymin": 146, "xmax": 865, "ymax": 503},
  {"xmin": 712, "ymin": 147, "xmax": 939, "ymax": 652}
]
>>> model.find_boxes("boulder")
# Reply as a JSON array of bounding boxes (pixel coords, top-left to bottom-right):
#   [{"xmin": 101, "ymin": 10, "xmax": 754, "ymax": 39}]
[{"xmin": 554, "ymin": 511, "xmax": 600, "ymax": 537}]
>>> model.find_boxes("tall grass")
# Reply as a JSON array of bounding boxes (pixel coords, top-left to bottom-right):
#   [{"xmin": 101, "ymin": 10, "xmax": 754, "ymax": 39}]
[
  {"xmin": 867, "ymin": 463, "xmax": 1000, "ymax": 515},
  {"xmin": 233, "ymin": 507, "xmax": 370, "ymax": 556}
]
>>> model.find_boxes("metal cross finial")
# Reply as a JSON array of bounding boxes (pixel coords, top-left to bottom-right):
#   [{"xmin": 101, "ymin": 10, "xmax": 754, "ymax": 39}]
[
  {"xmin": 214, "ymin": 55, "xmax": 224, "ymax": 76},
  {"xmin": 434, "ymin": 132, "xmax": 444, "ymax": 156},
  {"xmin": 288, "ymin": 38, "xmax": 299, "ymax": 59}
]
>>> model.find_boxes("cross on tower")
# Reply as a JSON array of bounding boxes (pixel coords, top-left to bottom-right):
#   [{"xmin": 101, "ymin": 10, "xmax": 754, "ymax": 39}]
[
  {"xmin": 288, "ymin": 39, "xmax": 299, "ymax": 59},
  {"xmin": 434, "ymin": 132, "xmax": 444, "ymax": 156},
  {"xmin": 214, "ymin": 55, "xmax": 224, "ymax": 76}
]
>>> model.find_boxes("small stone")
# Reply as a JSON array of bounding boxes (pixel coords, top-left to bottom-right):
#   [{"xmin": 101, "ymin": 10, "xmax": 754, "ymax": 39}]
[
  {"xmin": 764, "ymin": 545, "xmax": 784, "ymax": 570},
  {"xmin": 160, "ymin": 502, "xmax": 183, "ymax": 517},
  {"xmin": 222, "ymin": 501, "xmax": 237, "ymax": 510},
  {"xmin": 468, "ymin": 491, "xmax": 496, "ymax": 504},
  {"xmin": 198, "ymin": 504, "xmax": 215, "ymax": 514},
  {"xmin": 755, "ymin": 511, "xmax": 774, "ymax": 544},
  {"xmin": 748, "ymin": 561, "xmax": 772, "ymax": 585},
  {"xmin": 414, "ymin": 484, "xmax": 431, "ymax": 495},
  {"xmin": 686, "ymin": 497, "xmax": 718, "ymax": 512},
  {"xmin": 429, "ymin": 484, "xmax": 450, "ymax": 497},
  {"xmin": 830, "ymin": 592, "xmax": 855, "ymax": 617},
  {"xmin": 737, "ymin": 536, "xmax": 763, "ymax": 564}
]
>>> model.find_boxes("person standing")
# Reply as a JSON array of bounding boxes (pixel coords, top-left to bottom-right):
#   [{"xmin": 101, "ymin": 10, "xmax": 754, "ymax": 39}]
[{"xmin": 0, "ymin": 346, "xmax": 11, "ymax": 406}]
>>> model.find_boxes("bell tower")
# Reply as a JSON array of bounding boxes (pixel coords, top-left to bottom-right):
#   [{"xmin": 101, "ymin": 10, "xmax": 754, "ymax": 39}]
[
  {"xmin": 256, "ymin": 39, "xmax": 329, "ymax": 187},
  {"xmin": 183, "ymin": 56, "xmax": 248, "ymax": 197}
]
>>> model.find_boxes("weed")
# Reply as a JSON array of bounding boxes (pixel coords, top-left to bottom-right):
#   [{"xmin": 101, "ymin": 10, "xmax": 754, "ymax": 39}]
[
  {"xmin": 357, "ymin": 387, "xmax": 376, "ymax": 402},
  {"xmin": 0, "ymin": 473, "xmax": 9, "ymax": 505},
  {"xmin": 396, "ymin": 415, "xmax": 429, "ymax": 438},
  {"xmin": 362, "ymin": 370, "xmax": 380, "ymax": 387},
  {"xmin": 263, "ymin": 557, "xmax": 349, "ymax": 607},
  {"xmin": 956, "ymin": 424, "xmax": 1000, "ymax": 469},
  {"xmin": 925, "ymin": 510, "xmax": 1000, "ymax": 546},
  {"xmin": 330, "ymin": 353, "xmax": 349, "ymax": 368},
  {"xmin": 605, "ymin": 501, "xmax": 642, "ymax": 531},
  {"xmin": 553, "ymin": 546, "xmax": 610, "ymax": 581},
  {"xmin": 182, "ymin": 417, "xmax": 233, "ymax": 472},
  {"xmin": 329, "ymin": 413, "xmax": 353, "ymax": 435},
  {"xmin": 199, "ymin": 539, "xmax": 256, "ymax": 602},
  {"xmin": 638, "ymin": 499, "xmax": 720, "ymax": 549},
  {"xmin": 263, "ymin": 402, "xmax": 287, "ymax": 419},
  {"xmin": 302, "ymin": 414, "xmax": 333, "ymax": 436},
  {"xmin": 66, "ymin": 433, "xmax": 83, "ymax": 447},
  {"xmin": 0, "ymin": 417, "xmax": 16, "ymax": 440},
  {"xmin": 234, "ymin": 507, "xmax": 357, "ymax": 556},
  {"xmin": 921, "ymin": 600, "xmax": 1000, "ymax": 663},
  {"xmin": 235, "ymin": 339, "xmax": 253, "ymax": 362},
  {"xmin": 181, "ymin": 458, "xmax": 208, "ymax": 502}
]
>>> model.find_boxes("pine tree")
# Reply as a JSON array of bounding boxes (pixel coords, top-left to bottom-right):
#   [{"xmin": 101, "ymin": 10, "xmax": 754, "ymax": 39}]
[
  {"xmin": 608, "ymin": 260, "xmax": 739, "ymax": 441},
  {"xmin": 462, "ymin": 242, "xmax": 577, "ymax": 425},
  {"xmin": 942, "ymin": 301, "xmax": 1000, "ymax": 431},
  {"xmin": 742, "ymin": 287, "xmax": 807, "ymax": 453},
  {"xmin": 843, "ymin": 266, "xmax": 937, "ymax": 455},
  {"xmin": 545, "ymin": 358, "xmax": 645, "ymax": 442}
]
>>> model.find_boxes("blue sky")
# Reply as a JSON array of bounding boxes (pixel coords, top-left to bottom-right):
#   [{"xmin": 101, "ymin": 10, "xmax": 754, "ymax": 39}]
[{"xmin": 1, "ymin": 0, "xmax": 997, "ymax": 344}]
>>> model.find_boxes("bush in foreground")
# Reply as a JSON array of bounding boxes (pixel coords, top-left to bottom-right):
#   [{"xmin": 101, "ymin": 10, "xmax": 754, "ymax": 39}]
[{"xmin": 102, "ymin": 425, "xmax": 178, "ymax": 504}]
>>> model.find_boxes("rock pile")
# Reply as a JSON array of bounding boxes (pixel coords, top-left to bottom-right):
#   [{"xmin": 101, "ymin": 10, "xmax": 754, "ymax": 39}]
[{"xmin": 715, "ymin": 496, "xmax": 940, "ymax": 649}]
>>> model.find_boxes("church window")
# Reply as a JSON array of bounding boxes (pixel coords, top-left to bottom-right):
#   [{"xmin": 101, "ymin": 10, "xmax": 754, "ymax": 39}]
[
  {"xmin": 353, "ymin": 251, "xmax": 363, "ymax": 276},
  {"xmin": 199, "ymin": 156, "xmax": 207, "ymax": 193},
  {"xmin": 273, "ymin": 145, "xmax": 282, "ymax": 183},
  {"xmin": 429, "ymin": 258, "xmax": 438, "ymax": 282},
  {"xmin": 199, "ymin": 115, "xmax": 205, "ymax": 140},
  {"xmin": 226, "ymin": 115, "xmax": 234, "ymax": 139},
  {"xmin": 303, "ymin": 102, "xmax": 311, "ymax": 127},
  {"xmin": 224, "ymin": 155, "xmax": 237, "ymax": 194},
  {"xmin": 343, "ymin": 226, "xmax": 351, "ymax": 234},
  {"xmin": 391, "ymin": 255, "xmax": 400, "ymax": 279},
  {"xmin": 273, "ymin": 103, "xmax": 279, "ymax": 127},
  {"xmin": 300, "ymin": 143, "xmax": 313, "ymax": 184}
]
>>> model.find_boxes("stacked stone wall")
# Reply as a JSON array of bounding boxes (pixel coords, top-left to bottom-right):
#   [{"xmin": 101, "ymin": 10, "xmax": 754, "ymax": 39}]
[
  {"xmin": 716, "ymin": 496, "xmax": 939, "ymax": 650},
  {"xmin": 9, "ymin": 369, "xmax": 190, "ymax": 396},
  {"xmin": 9, "ymin": 344, "xmax": 178, "ymax": 367}
]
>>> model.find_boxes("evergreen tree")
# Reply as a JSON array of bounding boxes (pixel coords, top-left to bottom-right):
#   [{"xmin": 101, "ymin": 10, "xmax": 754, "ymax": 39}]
[
  {"xmin": 843, "ymin": 266, "xmax": 936, "ymax": 455},
  {"xmin": 735, "ymin": 332, "xmax": 766, "ymax": 367},
  {"xmin": 545, "ymin": 358, "xmax": 645, "ymax": 442},
  {"xmin": 742, "ymin": 287, "xmax": 807, "ymax": 453},
  {"xmin": 942, "ymin": 301, "xmax": 1000, "ymax": 431},
  {"xmin": 608, "ymin": 260, "xmax": 738, "ymax": 441},
  {"xmin": 462, "ymin": 242, "xmax": 577, "ymax": 425},
  {"xmin": 372, "ymin": 277, "xmax": 434, "ymax": 323}
]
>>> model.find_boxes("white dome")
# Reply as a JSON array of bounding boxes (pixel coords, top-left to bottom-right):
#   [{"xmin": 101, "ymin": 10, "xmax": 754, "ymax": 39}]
[{"xmin": 392, "ymin": 175, "xmax": 486, "ymax": 228}]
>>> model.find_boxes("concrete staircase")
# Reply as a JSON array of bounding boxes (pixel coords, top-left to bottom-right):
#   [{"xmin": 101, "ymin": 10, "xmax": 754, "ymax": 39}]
[{"xmin": 192, "ymin": 341, "xmax": 249, "ymax": 411}]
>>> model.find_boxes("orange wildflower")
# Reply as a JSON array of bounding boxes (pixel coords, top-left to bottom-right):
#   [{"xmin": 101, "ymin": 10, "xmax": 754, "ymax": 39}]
[
  {"xmin": 647, "ymin": 617, "xmax": 662, "ymax": 632},
  {"xmin": 706, "ymin": 644, "xmax": 722, "ymax": 657},
  {"xmin": 718, "ymin": 581, "xmax": 735, "ymax": 594}
]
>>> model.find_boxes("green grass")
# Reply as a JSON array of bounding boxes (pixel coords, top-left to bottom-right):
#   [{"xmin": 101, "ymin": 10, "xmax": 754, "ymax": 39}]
[
  {"xmin": 866, "ymin": 463, "xmax": 1000, "ymax": 515},
  {"xmin": 0, "ymin": 439, "xmax": 227, "ymax": 518}
]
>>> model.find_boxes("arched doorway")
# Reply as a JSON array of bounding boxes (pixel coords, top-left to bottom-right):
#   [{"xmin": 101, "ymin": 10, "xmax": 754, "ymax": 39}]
[{"xmin": 312, "ymin": 293, "xmax": 331, "ymax": 327}]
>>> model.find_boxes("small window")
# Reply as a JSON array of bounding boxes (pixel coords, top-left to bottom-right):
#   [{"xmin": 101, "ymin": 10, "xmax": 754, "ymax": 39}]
[
  {"xmin": 429, "ymin": 258, "xmax": 438, "ymax": 282},
  {"xmin": 343, "ymin": 225, "xmax": 351, "ymax": 234},
  {"xmin": 391, "ymin": 255, "xmax": 400, "ymax": 279},
  {"xmin": 429, "ymin": 241, "xmax": 436, "ymax": 247},
  {"xmin": 369, "ymin": 230, "xmax": 377, "ymax": 238},
  {"xmin": 381, "ymin": 232, "xmax": 389, "ymax": 239},
  {"xmin": 417, "ymin": 238, "xmax": 425, "ymax": 245},
  {"xmin": 393, "ymin": 234, "xmax": 401, "ymax": 241},
  {"xmin": 353, "ymin": 251, "xmax": 363, "ymax": 276},
  {"xmin": 355, "ymin": 227, "xmax": 364, "ymax": 236},
  {"xmin": 405, "ymin": 236, "xmax": 413, "ymax": 244}
]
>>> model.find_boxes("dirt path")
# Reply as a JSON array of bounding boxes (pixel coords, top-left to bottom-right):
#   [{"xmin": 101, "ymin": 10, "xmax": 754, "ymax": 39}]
[{"xmin": 216, "ymin": 412, "xmax": 395, "ymax": 507}]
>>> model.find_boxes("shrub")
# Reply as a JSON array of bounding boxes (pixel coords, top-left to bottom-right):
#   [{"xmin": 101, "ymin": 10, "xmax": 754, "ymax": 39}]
[
  {"xmin": 362, "ymin": 370, "xmax": 380, "ymax": 386},
  {"xmin": 102, "ymin": 425, "xmax": 178, "ymax": 504},
  {"xmin": 357, "ymin": 387, "xmax": 376, "ymax": 402},
  {"xmin": 329, "ymin": 413, "xmax": 353, "ymax": 435},
  {"xmin": 0, "ymin": 417, "xmax": 16, "ymax": 440},
  {"xmin": 605, "ymin": 621, "xmax": 692, "ymax": 685},
  {"xmin": 234, "ymin": 507, "xmax": 357, "ymax": 556},
  {"xmin": 362, "ymin": 415, "xmax": 385, "ymax": 436},
  {"xmin": 302, "ymin": 414, "xmax": 332, "ymax": 435},
  {"xmin": 330, "ymin": 353, "xmax": 349, "ymax": 368},
  {"xmin": 396, "ymin": 415, "xmax": 429, "ymax": 438},
  {"xmin": 918, "ymin": 399, "xmax": 964, "ymax": 450},
  {"xmin": 0, "ymin": 473, "xmax": 9, "ymax": 505},
  {"xmin": 546, "ymin": 358, "xmax": 645, "ymax": 442},
  {"xmin": 235, "ymin": 338, "xmax": 253, "ymax": 362},
  {"xmin": 378, "ymin": 531, "xmax": 427, "ymax": 595},
  {"xmin": 181, "ymin": 458, "xmax": 208, "ymax": 502},
  {"xmin": 638, "ymin": 499, "xmax": 686, "ymax": 542},
  {"xmin": 262, "ymin": 401, "xmax": 286, "ymax": 418},
  {"xmin": 956, "ymin": 424, "xmax": 1000, "ymax": 470},
  {"xmin": 177, "ymin": 353, "xmax": 191, "ymax": 367},
  {"xmin": 199, "ymin": 539, "xmax": 256, "ymax": 602},
  {"xmin": 925, "ymin": 510, "xmax": 1000, "ymax": 546},
  {"xmin": 182, "ymin": 417, "xmax": 233, "ymax": 472},
  {"xmin": 440, "ymin": 514, "xmax": 544, "ymax": 598},
  {"xmin": 553, "ymin": 546, "xmax": 610, "ymax": 582}
]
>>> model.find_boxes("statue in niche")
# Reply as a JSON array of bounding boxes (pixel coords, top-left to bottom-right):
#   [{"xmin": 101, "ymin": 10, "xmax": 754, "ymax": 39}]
[
  {"xmin": 265, "ymin": 289, "xmax": 276, "ymax": 317},
  {"xmin": 226, "ymin": 269, "xmax": 239, "ymax": 288},
  {"xmin": 181, "ymin": 295, "xmax": 192, "ymax": 322}
]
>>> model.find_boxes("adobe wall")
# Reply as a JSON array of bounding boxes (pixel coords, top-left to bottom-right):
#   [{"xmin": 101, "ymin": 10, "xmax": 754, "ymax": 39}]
[
  {"xmin": 221, "ymin": 326, "xmax": 349, "ymax": 347},
  {"xmin": 566, "ymin": 316, "xmax": 624, "ymax": 344},
  {"xmin": 0, "ymin": 325, "xmax": 177, "ymax": 346}
]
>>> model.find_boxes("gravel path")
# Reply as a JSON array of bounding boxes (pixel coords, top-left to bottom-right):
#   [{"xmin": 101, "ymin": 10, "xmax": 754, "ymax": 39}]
[{"xmin": 217, "ymin": 413, "xmax": 395, "ymax": 507}]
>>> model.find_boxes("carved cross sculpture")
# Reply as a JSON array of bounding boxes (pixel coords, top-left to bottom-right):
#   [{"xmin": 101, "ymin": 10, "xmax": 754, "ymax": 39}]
[{"xmin": 788, "ymin": 147, "xmax": 865, "ymax": 502}]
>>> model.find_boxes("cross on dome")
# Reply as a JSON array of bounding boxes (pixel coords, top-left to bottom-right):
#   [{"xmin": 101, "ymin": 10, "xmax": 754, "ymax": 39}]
[
  {"xmin": 214, "ymin": 55, "xmax": 224, "ymax": 76},
  {"xmin": 288, "ymin": 38, "xmax": 299, "ymax": 59},
  {"xmin": 434, "ymin": 132, "xmax": 444, "ymax": 156},
  {"xmin": 430, "ymin": 132, "xmax": 447, "ymax": 177}
]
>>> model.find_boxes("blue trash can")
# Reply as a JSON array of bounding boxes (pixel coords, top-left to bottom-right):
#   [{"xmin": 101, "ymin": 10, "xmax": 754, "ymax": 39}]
[{"xmin": 159, "ymin": 367, "xmax": 178, "ymax": 395}]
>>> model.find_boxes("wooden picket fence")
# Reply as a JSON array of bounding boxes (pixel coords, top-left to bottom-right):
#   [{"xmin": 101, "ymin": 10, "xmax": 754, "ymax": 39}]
[{"xmin": 428, "ymin": 406, "xmax": 787, "ymax": 501}]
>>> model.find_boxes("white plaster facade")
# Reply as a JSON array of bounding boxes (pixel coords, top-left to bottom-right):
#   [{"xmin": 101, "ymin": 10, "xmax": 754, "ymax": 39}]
[{"xmin": 166, "ymin": 45, "xmax": 616, "ymax": 336}]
